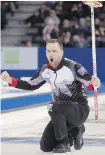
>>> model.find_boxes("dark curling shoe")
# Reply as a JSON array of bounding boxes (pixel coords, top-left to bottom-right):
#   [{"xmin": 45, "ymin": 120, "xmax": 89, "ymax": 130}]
[
  {"xmin": 53, "ymin": 141, "xmax": 71, "ymax": 153},
  {"xmin": 74, "ymin": 124, "xmax": 85, "ymax": 150}
]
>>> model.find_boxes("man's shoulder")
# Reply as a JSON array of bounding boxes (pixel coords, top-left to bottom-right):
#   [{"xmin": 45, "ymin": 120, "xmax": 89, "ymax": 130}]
[
  {"xmin": 41, "ymin": 64, "xmax": 48, "ymax": 70},
  {"xmin": 38, "ymin": 64, "xmax": 48, "ymax": 74},
  {"xmin": 64, "ymin": 58, "xmax": 77, "ymax": 67}
]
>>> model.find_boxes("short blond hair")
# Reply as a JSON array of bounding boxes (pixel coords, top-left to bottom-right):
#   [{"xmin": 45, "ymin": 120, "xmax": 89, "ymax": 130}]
[{"xmin": 46, "ymin": 39, "xmax": 63, "ymax": 50}]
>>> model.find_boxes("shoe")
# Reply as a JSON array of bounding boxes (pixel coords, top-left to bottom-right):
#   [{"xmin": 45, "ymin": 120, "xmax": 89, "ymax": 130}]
[
  {"xmin": 74, "ymin": 124, "xmax": 85, "ymax": 150},
  {"xmin": 53, "ymin": 141, "xmax": 71, "ymax": 153}
]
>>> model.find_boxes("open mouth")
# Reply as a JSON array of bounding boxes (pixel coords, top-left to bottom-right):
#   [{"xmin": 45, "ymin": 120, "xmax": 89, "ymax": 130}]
[{"xmin": 50, "ymin": 58, "xmax": 53, "ymax": 62}]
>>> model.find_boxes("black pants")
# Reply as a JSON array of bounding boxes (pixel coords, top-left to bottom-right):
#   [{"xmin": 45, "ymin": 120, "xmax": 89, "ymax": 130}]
[{"xmin": 40, "ymin": 101, "xmax": 90, "ymax": 152}]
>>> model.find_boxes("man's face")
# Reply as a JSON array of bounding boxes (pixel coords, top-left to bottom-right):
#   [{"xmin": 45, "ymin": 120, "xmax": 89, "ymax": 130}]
[{"xmin": 46, "ymin": 43, "xmax": 63, "ymax": 68}]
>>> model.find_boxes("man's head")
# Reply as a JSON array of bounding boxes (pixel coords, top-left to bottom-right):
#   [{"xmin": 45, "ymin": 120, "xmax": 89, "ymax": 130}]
[{"xmin": 46, "ymin": 39, "xmax": 63, "ymax": 68}]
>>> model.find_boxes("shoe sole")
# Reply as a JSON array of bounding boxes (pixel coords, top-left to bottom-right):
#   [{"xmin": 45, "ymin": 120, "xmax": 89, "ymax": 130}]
[
  {"xmin": 53, "ymin": 152, "xmax": 71, "ymax": 154},
  {"xmin": 53, "ymin": 149, "xmax": 71, "ymax": 153}
]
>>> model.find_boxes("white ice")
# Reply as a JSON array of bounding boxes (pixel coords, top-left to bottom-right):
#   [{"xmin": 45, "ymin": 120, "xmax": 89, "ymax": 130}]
[{"xmin": 1, "ymin": 94, "xmax": 105, "ymax": 155}]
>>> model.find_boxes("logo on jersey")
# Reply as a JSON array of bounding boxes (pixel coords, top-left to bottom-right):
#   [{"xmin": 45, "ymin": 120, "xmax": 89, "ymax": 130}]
[
  {"xmin": 47, "ymin": 104, "xmax": 53, "ymax": 112},
  {"xmin": 78, "ymin": 67, "xmax": 88, "ymax": 75}
]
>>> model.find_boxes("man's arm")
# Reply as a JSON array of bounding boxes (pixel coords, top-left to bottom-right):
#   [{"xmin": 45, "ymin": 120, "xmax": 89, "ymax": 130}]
[
  {"xmin": 74, "ymin": 63, "xmax": 100, "ymax": 91},
  {"xmin": 1, "ymin": 65, "xmax": 46, "ymax": 91}
]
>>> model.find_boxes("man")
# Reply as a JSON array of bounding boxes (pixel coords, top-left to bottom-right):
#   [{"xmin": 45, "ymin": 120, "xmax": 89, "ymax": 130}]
[{"xmin": 1, "ymin": 39, "xmax": 100, "ymax": 153}]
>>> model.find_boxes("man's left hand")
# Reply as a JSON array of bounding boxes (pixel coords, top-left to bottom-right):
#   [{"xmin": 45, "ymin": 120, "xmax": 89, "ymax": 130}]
[{"xmin": 91, "ymin": 75, "xmax": 100, "ymax": 88}]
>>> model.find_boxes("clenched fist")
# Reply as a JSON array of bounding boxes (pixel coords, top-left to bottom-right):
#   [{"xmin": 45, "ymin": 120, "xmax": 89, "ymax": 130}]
[
  {"xmin": 1, "ymin": 71, "xmax": 12, "ymax": 84},
  {"xmin": 91, "ymin": 75, "xmax": 100, "ymax": 88}
]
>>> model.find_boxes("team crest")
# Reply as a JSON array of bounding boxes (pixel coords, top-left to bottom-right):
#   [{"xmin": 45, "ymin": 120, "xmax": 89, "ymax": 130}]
[{"xmin": 78, "ymin": 67, "xmax": 88, "ymax": 75}]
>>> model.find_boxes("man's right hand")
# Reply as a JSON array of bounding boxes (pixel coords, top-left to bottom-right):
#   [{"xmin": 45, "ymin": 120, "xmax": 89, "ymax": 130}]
[{"xmin": 1, "ymin": 71, "xmax": 12, "ymax": 84}]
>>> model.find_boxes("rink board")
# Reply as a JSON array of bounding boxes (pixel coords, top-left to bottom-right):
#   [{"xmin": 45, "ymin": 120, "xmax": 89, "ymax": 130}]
[
  {"xmin": 1, "ymin": 83, "xmax": 52, "ymax": 111},
  {"xmin": 1, "ymin": 82, "xmax": 105, "ymax": 111}
]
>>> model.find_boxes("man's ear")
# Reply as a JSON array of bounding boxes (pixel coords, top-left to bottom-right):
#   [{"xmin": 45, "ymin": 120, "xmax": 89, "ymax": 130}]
[{"xmin": 61, "ymin": 50, "xmax": 64, "ymax": 57}]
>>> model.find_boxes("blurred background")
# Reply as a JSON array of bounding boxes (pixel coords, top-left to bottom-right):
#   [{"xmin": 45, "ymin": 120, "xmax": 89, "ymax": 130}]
[
  {"xmin": 1, "ymin": 1, "xmax": 105, "ymax": 83},
  {"xmin": 1, "ymin": 1, "xmax": 105, "ymax": 47}
]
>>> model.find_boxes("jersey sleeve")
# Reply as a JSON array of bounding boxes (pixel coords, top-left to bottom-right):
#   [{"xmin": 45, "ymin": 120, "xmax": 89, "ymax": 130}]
[
  {"xmin": 74, "ymin": 63, "xmax": 94, "ymax": 91},
  {"xmin": 9, "ymin": 65, "xmax": 46, "ymax": 91}
]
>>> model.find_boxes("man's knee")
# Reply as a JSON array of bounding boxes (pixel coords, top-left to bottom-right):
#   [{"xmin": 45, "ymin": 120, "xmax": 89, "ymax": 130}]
[
  {"xmin": 40, "ymin": 132, "xmax": 51, "ymax": 152},
  {"xmin": 40, "ymin": 121, "xmax": 56, "ymax": 152},
  {"xmin": 40, "ymin": 140, "xmax": 52, "ymax": 152}
]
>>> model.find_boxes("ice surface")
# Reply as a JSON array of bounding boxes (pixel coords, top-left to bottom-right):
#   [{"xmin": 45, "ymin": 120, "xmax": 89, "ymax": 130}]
[{"xmin": 1, "ymin": 94, "xmax": 105, "ymax": 155}]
